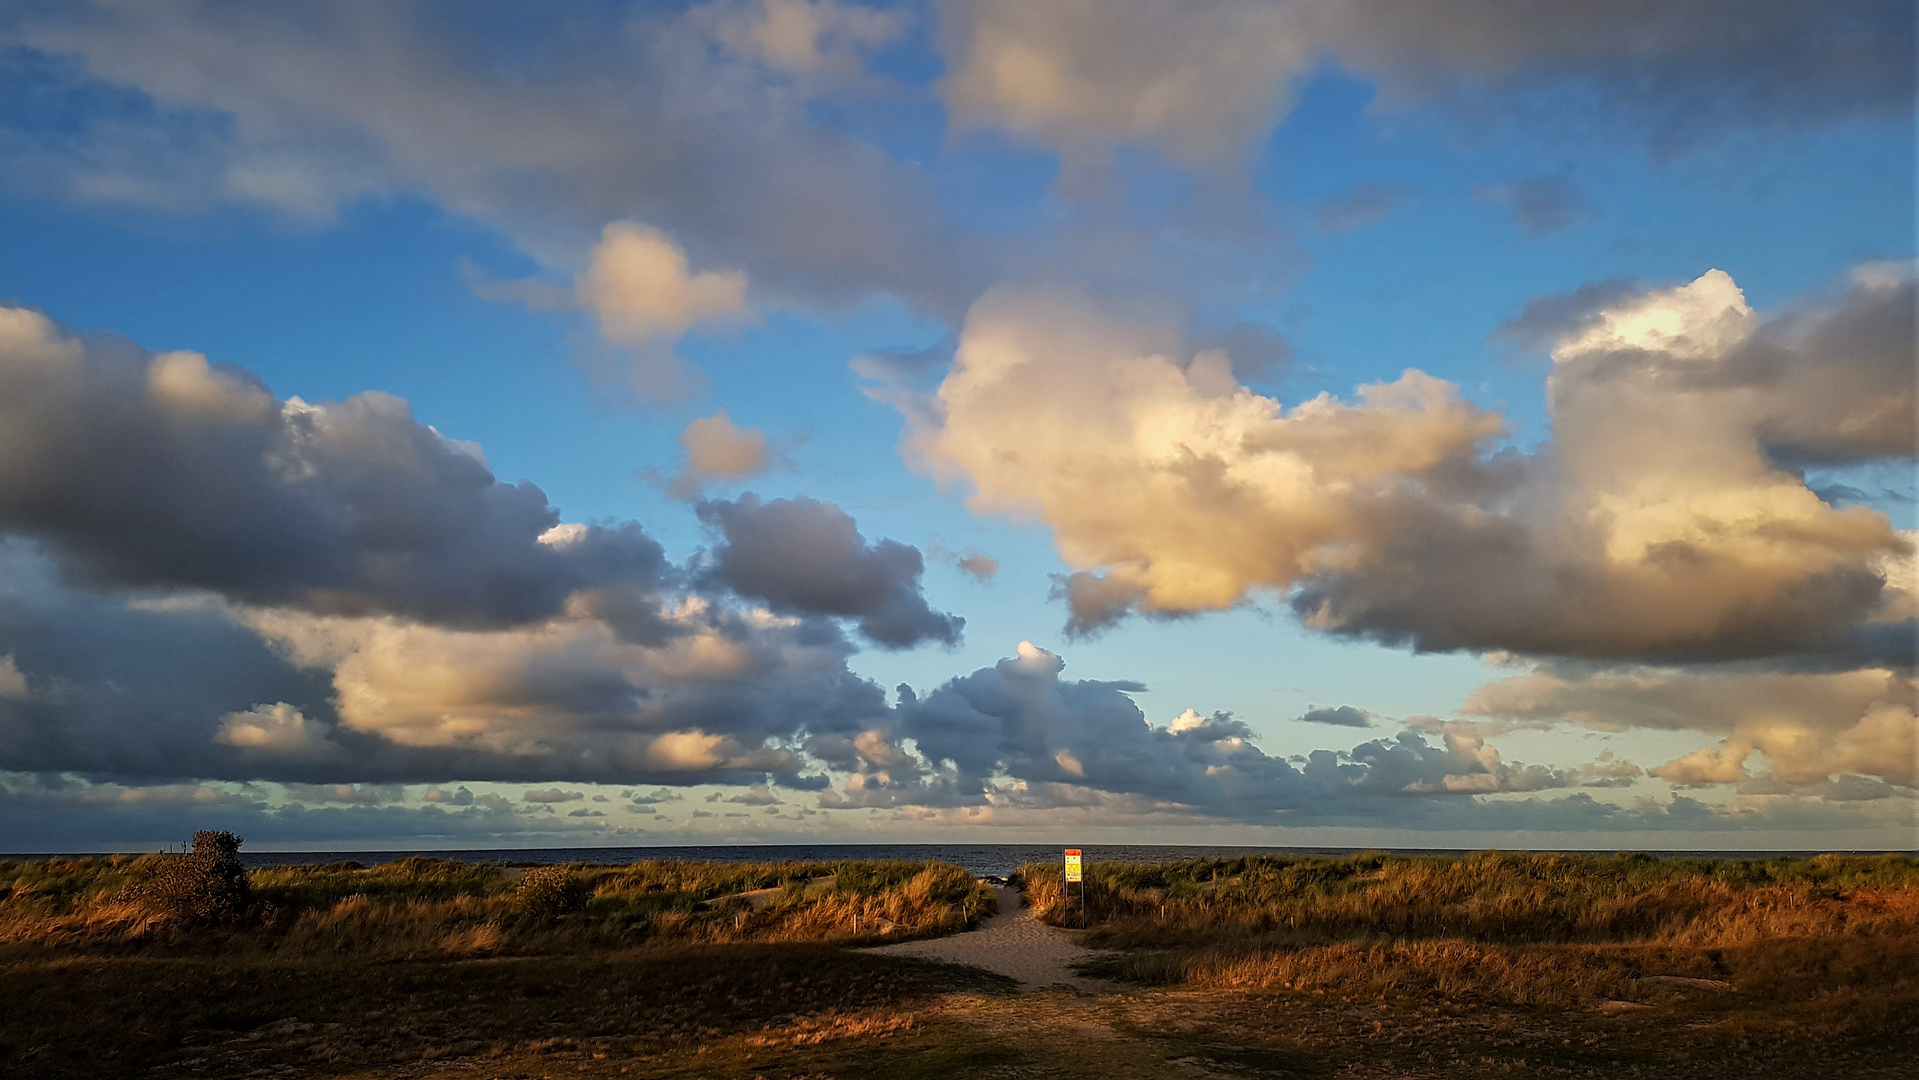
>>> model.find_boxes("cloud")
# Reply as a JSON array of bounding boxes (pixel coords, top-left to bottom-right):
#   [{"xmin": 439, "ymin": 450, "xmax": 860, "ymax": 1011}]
[
  {"xmin": 697, "ymin": 495, "xmax": 963, "ymax": 649},
  {"xmin": 281, "ymin": 783, "xmax": 404, "ymax": 806},
  {"xmin": 712, "ymin": 0, "xmax": 905, "ymax": 80},
  {"xmin": 1465, "ymin": 663, "xmax": 1917, "ymax": 789},
  {"xmin": 722, "ymin": 783, "xmax": 782, "ymax": 806},
  {"xmin": 0, "ymin": 308, "xmax": 972, "ymax": 789},
  {"xmin": 475, "ymin": 222, "xmax": 752, "ymax": 398},
  {"xmin": 927, "ymin": 540, "xmax": 1000, "ymax": 584},
  {"xmin": 0, "ymin": 305, "xmax": 672, "ymax": 630},
  {"xmin": 11, "ymin": 1, "xmax": 987, "ymax": 316},
  {"xmin": 0, "ymin": 655, "xmax": 25, "ymax": 699},
  {"xmin": 956, "ymin": 551, "xmax": 999, "ymax": 583},
  {"xmin": 0, "ymin": 772, "xmax": 635, "ymax": 850},
  {"xmin": 522, "ymin": 787, "xmax": 584, "ymax": 804},
  {"xmin": 648, "ymin": 410, "xmax": 779, "ymax": 500},
  {"xmin": 936, "ymin": 0, "xmax": 1914, "ymax": 165},
  {"xmin": 834, "ymin": 640, "xmax": 1600, "ymax": 820},
  {"xmin": 1475, "ymin": 175, "xmax": 1595, "ymax": 235},
  {"xmin": 1297, "ymin": 705, "xmax": 1376, "ymax": 728},
  {"xmin": 899, "ymin": 267, "xmax": 1914, "ymax": 665},
  {"xmin": 575, "ymin": 222, "xmax": 750, "ymax": 395},
  {"xmin": 937, "ymin": 0, "xmax": 1314, "ymax": 167},
  {"xmin": 0, "ymin": 308, "xmax": 1901, "ymax": 840},
  {"xmin": 1490, "ymin": 276, "xmax": 1645, "ymax": 351},
  {"xmin": 232, "ymin": 600, "xmax": 883, "ymax": 782},
  {"xmin": 0, "ymin": 531, "xmax": 895, "ymax": 787},
  {"xmin": 214, "ymin": 703, "xmax": 345, "ymax": 760},
  {"xmin": 1316, "ymin": 182, "xmax": 1418, "ymax": 233}
]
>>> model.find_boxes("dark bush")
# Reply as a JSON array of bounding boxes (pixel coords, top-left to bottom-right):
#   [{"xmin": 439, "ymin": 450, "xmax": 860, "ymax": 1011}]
[
  {"xmin": 517, "ymin": 865, "xmax": 588, "ymax": 921},
  {"xmin": 126, "ymin": 831, "xmax": 252, "ymax": 925}
]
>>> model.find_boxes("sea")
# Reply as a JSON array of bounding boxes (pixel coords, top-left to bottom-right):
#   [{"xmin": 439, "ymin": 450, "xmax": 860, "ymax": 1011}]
[
  {"xmin": 170, "ymin": 843, "xmax": 1902, "ymax": 877},
  {"xmin": 10, "ymin": 844, "xmax": 1902, "ymax": 877}
]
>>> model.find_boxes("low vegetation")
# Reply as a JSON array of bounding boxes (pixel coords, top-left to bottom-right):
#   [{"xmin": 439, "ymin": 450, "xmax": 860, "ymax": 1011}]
[
  {"xmin": 4, "ymin": 844, "xmax": 1915, "ymax": 1078},
  {"xmin": 0, "ymin": 848, "xmax": 995, "ymax": 957},
  {"xmin": 1017, "ymin": 849, "xmax": 1919, "ymax": 1043}
]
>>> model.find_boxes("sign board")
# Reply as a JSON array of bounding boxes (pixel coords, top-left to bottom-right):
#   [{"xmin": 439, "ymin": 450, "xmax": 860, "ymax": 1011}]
[{"xmin": 1063, "ymin": 848, "xmax": 1083, "ymax": 883}]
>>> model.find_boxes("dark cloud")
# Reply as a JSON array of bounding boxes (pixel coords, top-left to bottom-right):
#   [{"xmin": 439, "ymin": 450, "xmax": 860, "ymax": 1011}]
[
  {"xmin": 1315, "ymin": 181, "xmax": 1417, "ymax": 233},
  {"xmin": 0, "ymin": 306, "xmax": 967, "ymax": 789},
  {"xmin": 940, "ymin": 0, "xmax": 1914, "ymax": 168},
  {"xmin": 521, "ymin": 788, "xmax": 583, "ymax": 804},
  {"xmin": 1475, "ymin": 175, "xmax": 1594, "ymax": 235},
  {"xmin": 0, "ymin": 540, "xmax": 339, "ymax": 781},
  {"xmin": 697, "ymin": 495, "xmax": 963, "ymax": 649},
  {"xmin": 0, "ymin": 539, "xmax": 895, "ymax": 786},
  {"xmin": 857, "ymin": 642, "xmax": 1599, "ymax": 819},
  {"xmin": 1297, "ymin": 705, "xmax": 1375, "ymax": 728},
  {"xmin": 1491, "ymin": 276, "xmax": 1645, "ymax": 352},
  {"xmin": 1050, "ymin": 570, "xmax": 1146, "ymax": 638},
  {"xmin": 1747, "ymin": 266, "xmax": 1917, "ymax": 465},
  {"xmin": 1319, "ymin": 0, "xmax": 1915, "ymax": 153},
  {"xmin": 0, "ymin": 309, "xmax": 669, "ymax": 630}
]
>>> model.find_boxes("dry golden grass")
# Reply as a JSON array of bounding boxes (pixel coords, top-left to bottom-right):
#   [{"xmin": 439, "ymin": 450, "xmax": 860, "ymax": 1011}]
[
  {"xmin": 0, "ymin": 854, "xmax": 994, "ymax": 959},
  {"xmin": 5, "ymin": 850, "xmax": 1918, "ymax": 1079},
  {"xmin": 1014, "ymin": 850, "xmax": 1919, "ymax": 1041}
]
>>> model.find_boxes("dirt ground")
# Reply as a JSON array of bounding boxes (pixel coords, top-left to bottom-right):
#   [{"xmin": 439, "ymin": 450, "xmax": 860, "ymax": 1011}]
[{"xmin": 861, "ymin": 884, "xmax": 1117, "ymax": 993}]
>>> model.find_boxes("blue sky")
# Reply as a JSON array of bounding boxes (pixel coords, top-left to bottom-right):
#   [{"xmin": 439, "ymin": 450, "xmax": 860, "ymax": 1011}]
[{"xmin": 0, "ymin": 1, "xmax": 1912, "ymax": 851}]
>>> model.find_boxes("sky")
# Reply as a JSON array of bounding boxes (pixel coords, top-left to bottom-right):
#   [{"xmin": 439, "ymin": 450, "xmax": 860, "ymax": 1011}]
[{"xmin": 0, "ymin": 0, "xmax": 1912, "ymax": 852}]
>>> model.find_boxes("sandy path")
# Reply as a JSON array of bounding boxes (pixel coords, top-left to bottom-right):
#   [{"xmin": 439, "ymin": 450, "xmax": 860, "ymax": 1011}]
[{"xmin": 860, "ymin": 885, "xmax": 1119, "ymax": 993}]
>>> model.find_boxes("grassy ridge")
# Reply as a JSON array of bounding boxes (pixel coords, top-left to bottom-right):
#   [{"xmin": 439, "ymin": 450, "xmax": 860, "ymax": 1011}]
[
  {"xmin": 1015, "ymin": 850, "xmax": 1919, "ymax": 1035},
  {"xmin": 0, "ymin": 855, "xmax": 995, "ymax": 955}
]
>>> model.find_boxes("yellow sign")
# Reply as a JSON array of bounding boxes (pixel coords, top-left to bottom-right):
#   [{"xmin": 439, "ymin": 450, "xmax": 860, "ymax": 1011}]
[{"xmin": 1063, "ymin": 848, "xmax": 1083, "ymax": 883}]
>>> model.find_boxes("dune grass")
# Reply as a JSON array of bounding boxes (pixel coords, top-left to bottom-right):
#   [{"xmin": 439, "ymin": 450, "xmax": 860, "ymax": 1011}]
[
  {"xmin": 0, "ymin": 854, "xmax": 995, "ymax": 957},
  {"xmin": 1014, "ymin": 849, "xmax": 1919, "ymax": 1039},
  {"xmin": 0, "ymin": 853, "xmax": 1003, "ymax": 1078}
]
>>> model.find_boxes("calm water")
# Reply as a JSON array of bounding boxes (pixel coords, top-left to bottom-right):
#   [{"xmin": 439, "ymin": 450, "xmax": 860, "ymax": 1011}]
[
  {"xmin": 9, "ymin": 844, "xmax": 1899, "ymax": 877},
  {"xmin": 196, "ymin": 843, "xmax": 1903, "ymax": 877}
]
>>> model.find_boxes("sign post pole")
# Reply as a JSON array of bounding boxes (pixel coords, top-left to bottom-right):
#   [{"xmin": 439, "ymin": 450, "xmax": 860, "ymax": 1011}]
[{"xmin": 1063, "ymin": 848, "xmax": 1083, "ymax": 928}]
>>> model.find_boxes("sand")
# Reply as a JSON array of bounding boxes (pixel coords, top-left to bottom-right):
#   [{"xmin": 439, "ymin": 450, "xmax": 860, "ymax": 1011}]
[{"xmin": 860, "ymin": 885, "xmax": 1119, "ymax": 993}]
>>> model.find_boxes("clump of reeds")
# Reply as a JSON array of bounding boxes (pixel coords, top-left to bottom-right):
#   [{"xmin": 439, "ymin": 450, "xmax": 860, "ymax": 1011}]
[
  {"xmin": 517, "ymin": 865, "xmax": 588, "ymax": 921},
  {"xmin": 119, "ymin": 830, "xmax": 252, "ymax": 927}
]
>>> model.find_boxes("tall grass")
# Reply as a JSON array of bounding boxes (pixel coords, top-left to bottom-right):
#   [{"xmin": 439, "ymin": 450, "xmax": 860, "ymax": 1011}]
[
  {"xmin": 0, "ymin": 856, "xmax": 995, "ymax": 957},
  {"xmin": 1015, "ymin": 850, "xmax": 1919, "ymax": 1019}
]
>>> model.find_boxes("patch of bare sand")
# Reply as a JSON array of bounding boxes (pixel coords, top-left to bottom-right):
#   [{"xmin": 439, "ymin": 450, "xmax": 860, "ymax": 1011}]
[{"xmin": 861, "ymin": 885, "xmax": 1119, "ymax": 993}]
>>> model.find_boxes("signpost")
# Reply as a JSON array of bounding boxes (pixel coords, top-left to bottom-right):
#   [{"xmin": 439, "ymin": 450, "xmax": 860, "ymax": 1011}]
[{"xmin": 1063, "ymin": 848, "xmax": 1085, "ymax": 928}]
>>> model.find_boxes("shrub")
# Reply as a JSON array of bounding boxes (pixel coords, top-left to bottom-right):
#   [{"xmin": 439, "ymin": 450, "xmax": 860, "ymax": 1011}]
[
  {"xmin": 517, "ymin": 865, "xmax": 588, "ymax": 921},
  {"xmin": 126, "ymin": 831, "xmax": 252, "ymax": 926}
]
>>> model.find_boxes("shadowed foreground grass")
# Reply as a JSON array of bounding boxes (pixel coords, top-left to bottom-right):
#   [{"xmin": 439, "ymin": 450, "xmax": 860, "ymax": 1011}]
[{"xmin": 3, "ymin": 850, "xmax": 1917, "ymax": 1079}]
